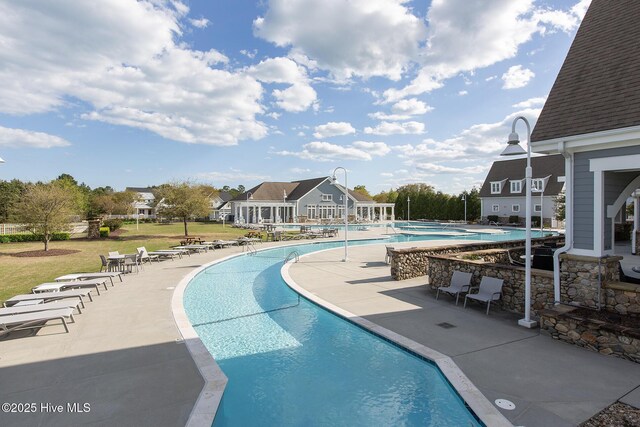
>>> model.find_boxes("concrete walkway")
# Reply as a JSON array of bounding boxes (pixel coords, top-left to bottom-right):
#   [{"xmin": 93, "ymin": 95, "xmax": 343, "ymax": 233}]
[
  {"xmin": 287, "ymin": 241, "xmax": 640, "ymax": 427},
  {"xmin": 0, "ymin": 240, "xmax": 293, "ymax": 427}
]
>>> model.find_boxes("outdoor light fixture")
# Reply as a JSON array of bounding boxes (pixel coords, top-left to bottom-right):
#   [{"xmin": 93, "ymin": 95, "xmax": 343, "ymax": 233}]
[
  {"xmin": 0, "ymin": 156, "xmax": 5, "ymax": 163},
  {"xmin": 246, "ymin": 191, "xmax": 253, "ymax": 224},
  {"xmin": 462, "ymin": 193, "xmax": 467, "ymax": 224},
  {"xmin": 502, "ymin": 116, "xmax": 537, "ymax": 328},
  {"xmin": 407, "ymin": 196, "xmax": 411, "ymax": 221},
  {"xmin": 331, "ymin": 167, "xmax": 348, "ymax": 262}
]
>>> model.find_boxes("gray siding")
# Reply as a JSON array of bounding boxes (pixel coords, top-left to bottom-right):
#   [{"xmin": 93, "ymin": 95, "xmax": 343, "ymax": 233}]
[
  {"xmin": 573, "ymin": 145, "xmax": 640, "ymax": 250},
  {"xmin": 297, "ymin": 180, "xmax": 354, "ymax": 217},
  {"xmin": 481, "ymin": 195, "xmax": 558, "ymax": 221}
]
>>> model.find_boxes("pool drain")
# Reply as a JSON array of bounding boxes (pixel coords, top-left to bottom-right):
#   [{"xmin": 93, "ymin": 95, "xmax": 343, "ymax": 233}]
[{"xmin": 495, "ymin": 399, "xmax": 516, "ymax": 410}]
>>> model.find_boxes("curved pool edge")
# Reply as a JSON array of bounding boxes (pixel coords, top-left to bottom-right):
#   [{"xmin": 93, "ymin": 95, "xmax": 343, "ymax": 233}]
[
  {"xmin": 280, "ymin": 248, "xmax": 513, "ymax": 427},
  {"xmin": 171, "ymin": 237, "xmax": 390, "ymax": 426}
]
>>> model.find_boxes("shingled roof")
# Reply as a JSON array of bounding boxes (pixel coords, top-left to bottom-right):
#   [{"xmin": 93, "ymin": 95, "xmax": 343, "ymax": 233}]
[
  {"xmin": 531, "ymin": 0, "xmax": 640, "ymax": 142},
  {"xmin": 479, "ymin": 154, "xmax": 565, "ymax": 198}
]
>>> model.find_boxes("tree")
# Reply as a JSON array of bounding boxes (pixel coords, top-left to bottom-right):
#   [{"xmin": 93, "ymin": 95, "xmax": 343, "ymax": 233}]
[
  {"xmin": 555, "ymin": 192, "xmax": 566, "ymax": 221},
  {"xmin": 155, "ymin": 182, "xmax": 212, "ymax": 236},
  {"xmin": 89, "ymin": 190, "xmax": 139, "ymax": 217},
  {"xmin": 12, "ymin": 182, "xmax": 77, "ymax": 251},
  {"xmin": 353, "ymin": 185, "xmax": 371, "ymax": 197},
  {"xmin": 0, "ymin": 179, "xmax": 27, "ymax": 222}
]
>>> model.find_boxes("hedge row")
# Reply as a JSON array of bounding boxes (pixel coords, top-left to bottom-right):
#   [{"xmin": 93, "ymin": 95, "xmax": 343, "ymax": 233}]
[{"xmin": 0, "ymin": 232, "xmax": 71, "ymax": 243}]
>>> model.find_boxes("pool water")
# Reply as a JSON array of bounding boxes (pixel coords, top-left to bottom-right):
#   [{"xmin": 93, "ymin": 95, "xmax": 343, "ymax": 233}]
[{"xmin": 184, "ymin": 231, "xmax": 551, "ymax": 426}]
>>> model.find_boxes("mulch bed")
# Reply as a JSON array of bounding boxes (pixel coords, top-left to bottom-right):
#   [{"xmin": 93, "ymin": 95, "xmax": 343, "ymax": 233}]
[
  {"xmin": 581, "ymin": 402, "xmax": 640, "ymax": 426},
  {"xmin": 8, "ymin": 249, "xmax": 80, "ymax": 257}
]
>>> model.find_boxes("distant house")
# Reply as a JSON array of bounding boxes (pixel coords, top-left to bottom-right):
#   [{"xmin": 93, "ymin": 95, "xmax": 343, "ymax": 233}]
[
  {"xmin": 125, "ymin": 187, "xmax": 156, "ymax": 218},
  {"xmin": 209, "ymin": 191, "xmax": 233, "ymax": 221},
  {"xmin": 479, "ymin": 155, "xmax": 565, "ymax": 226},
  {"xmin": 228, "ymin": 177, "xmax": 395, "ymax": 223}
]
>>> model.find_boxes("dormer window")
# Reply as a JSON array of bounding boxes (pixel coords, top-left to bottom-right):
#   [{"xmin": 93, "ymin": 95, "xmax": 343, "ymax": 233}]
[
  {"xmin": 532, "ymin": 178, "xmax": 545, "ymax": 191},
  {"xmin": 490, "ymin": 182, "xmax": 502, "ymax": 194},
  {"xmin": 510, "ymin": 180, "xmax": 522, "ymax": 193},
  {"xmin": 321, "ymin": 194, "xmax": 333, "ymax": 202}
]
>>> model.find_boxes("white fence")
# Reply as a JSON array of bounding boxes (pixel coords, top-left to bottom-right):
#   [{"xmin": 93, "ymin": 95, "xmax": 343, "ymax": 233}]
[{"xmin": 0, "ymin": 223, "xmax": 26, "ymax": 235}]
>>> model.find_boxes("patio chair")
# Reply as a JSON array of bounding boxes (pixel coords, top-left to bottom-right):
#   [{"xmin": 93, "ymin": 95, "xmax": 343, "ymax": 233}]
[
  {"xmin": 435, "ymin": 271, "xmax": 473, "ymax": 305},
  {"xmin": 137, "ymin": 247, "xmax": 159, "ymax": 264},
  {"xmin": 123, "ymin": 254, "xmax": 140, "ymax": 274},
  {"xmin": 0, "ymin": 307, "xmax": 75, "ymax": 336},
  {"xmin": 463, "ymin": 276, "xmax": 504, "ymax": 315},
  {"xmin": 507, "ymin": 250, "xmax": 525, "ymax": 267}
]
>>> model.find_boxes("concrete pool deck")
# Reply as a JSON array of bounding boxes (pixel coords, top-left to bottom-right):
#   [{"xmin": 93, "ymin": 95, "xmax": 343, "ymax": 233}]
[
  {"xmin": 2, "ymin": 229, "xmax": 638, "ymax": 426},
  {"xmin": 286, "ymin": 240, "xmax": 640, "ymax": 427}
]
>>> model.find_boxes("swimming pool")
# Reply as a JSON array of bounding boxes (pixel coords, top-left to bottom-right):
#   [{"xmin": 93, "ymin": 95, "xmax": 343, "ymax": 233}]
[{"xmin": 184, "ymin": 231, "xmax": 550, "ymax": 425}]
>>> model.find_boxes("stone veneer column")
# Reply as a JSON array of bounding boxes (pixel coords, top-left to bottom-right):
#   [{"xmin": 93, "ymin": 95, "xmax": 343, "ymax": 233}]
[{"xmin": 559, "ymin": 253, "xmax": 623, "ymax": 309}]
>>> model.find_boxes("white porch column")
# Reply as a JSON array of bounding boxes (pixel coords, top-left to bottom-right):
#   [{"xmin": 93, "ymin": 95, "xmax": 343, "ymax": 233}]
[
  {"xmin": 391, "ymin": 205, "xmax": 395, "ymax": 220},
  {"xmin": 593, "ymin": 170, "xmax": 605, "ymax": 256},
  {"xmin": 258, "ymin": 205, "xmax": 262, "ymax": 222}
]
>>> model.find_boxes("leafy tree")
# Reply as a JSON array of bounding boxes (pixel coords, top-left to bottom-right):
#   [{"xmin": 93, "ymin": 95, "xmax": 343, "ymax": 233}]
[
  {"xmin": 89, "ymin": 190, "xmax": 139, "ymax": 217},
  {"xmin": 155, "ymin": 182, "xmax": 212, "ymax": 236},
  {"xmin": 237, "ymin": 184, "xmax": 245, "ymax": 194},
  {"xmin": 0, "ymin": 179, "xmax": 27, "ymax": 222},
  {"xmin": 12, "ymin": 182, "xmax": 77, "ymax": 251},
  {"xmin": 52, "ymin": 173, "xmax": 89, "ymax": 217},
  {"xmin": 353, "ymin": 185, "xmax": 371, "ymax": 197}
]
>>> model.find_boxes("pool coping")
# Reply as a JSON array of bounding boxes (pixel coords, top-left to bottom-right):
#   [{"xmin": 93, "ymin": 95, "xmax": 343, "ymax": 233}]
[
  {"xmin": 171, "ymin": 237, "xmax": 389, "ymax": 426},
  {"xmin": 280, "ymin": 246, "xmax": 513, "ymax": 427}
]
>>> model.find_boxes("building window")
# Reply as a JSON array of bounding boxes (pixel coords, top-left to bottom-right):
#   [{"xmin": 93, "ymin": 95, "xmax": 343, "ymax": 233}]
[
  {"xmin": 512, "ymin": 204, "xmax": 520, "ymax": 213},
  {"xmin": 307, "ymin": 205, "xmax": 316, "ymax": 219},
  {"xmin": 490, "ymin": 182, "xmax": 501, "ymax": 194},
  {"xmin": 321, "ymin": 194, "xmax": 333, "ymax": 202},
  {"xmin": 534, "ymin": 204, "xmax": 542, "ymax": 213},
  {"xmin": 510, "ymin": 180, "xmax": 522, "ymax": 193},
  {"xmin": 492, "ymin": 204, "xmax": 499, "ymax": 212},
  {"xmin": 532, "ymin": 179, "xmax": 544, "ymax": 191}
]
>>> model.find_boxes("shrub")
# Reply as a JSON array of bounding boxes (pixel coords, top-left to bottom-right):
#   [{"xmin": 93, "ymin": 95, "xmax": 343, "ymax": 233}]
[
  {"xmin": 103, "ymin": 218, "xmax": 123, "ymax": 232},
  {"xmin": 0, "ymin": 232, "xmax": 70, "ymax": 243},
  {"xmin": 99, "ymin": 227, "xmax": 110, "ymax": 238},
  {"xmin": 487, "ymin": 215, "xmax": 499, "ymax": 223}
]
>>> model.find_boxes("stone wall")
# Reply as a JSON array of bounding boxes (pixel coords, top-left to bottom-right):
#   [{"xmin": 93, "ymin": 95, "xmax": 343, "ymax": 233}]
[
  {"xmin": 541, "ymin": 306, "xmax": 640, "ymax": 363},
  {"xmin": 559, "ymin": 254, "xmax": 622, "ymax": 309},
  {"xmin": 636, "ymin": 231, "xmax": 640, "ymax": 255},
  {"xmin": 426, "ymin": 252, "xmax": 554, "ymax": 314},
  {"xmin": 606, "ymin": 281, "xmax": 640, "ymax": 317},
  {"xmin": 390, "ymin": 235, "xmax": 562, "ymax": 280},
  {"xmin": 87, "ymin": 219, "xmax": 101, "ymax": 240}
]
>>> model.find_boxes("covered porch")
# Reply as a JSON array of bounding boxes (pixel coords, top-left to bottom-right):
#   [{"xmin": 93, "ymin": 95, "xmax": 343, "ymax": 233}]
[
  {"xmin": 234, "ymin": 201, "xmax": 297, "ymax": 224},
  {"xmin": 355, "ymin": 202, "xmax": 395, "ymax": 221}
]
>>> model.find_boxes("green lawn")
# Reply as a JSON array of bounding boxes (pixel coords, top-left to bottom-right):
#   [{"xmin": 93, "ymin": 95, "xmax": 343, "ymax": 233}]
[{"xmin": 0, "ymin": 222, "xmax": 247, "ymax": 304}]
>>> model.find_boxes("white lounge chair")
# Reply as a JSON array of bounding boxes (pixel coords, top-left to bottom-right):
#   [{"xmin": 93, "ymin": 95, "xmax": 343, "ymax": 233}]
[
  {"xmin": 435, "ymin": 271, "xmax": 473, "ymax": 305},
  {"xmin": 463, "ymin": 276, "xmax": 504, "ymax": 315},
  {"xmin": 0, "ymin": 299, "xmax": 83, "ymax": 316},
  {"xmin": 137, "ymin": 247, "xmax": 159, "ymax": 264},
  {"xmin": 32, "ymin": 278, "xmax": 109, "ymax": 295},
  {"xmin": 0, "ymin": 307, "xmax": 76, "ymax": 335},
  {"xmin": 4, "ymin": 289, "xmax": 93, "ymax": 308},
  {"xmin": 55, "ymin": 272, "xmax": 123, "ymax": 286}
]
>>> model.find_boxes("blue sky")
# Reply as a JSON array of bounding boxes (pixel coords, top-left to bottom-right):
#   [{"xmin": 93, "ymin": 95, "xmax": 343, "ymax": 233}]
[{"xmin": 0, "ymin": 0, "xmax": 590, "ymax": 194}]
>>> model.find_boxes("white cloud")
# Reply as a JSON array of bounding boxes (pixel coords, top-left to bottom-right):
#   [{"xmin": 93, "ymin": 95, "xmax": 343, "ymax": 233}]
[
  {"xmin": 275, "ymin": 140, "xmax": 389, "ymax": 161},
  {"xmin": 391, "ymin": 98, "xmax": 432, "ymax": 115},
  {"xmin": 394, "ymin": 107, "xmax": 541, "ymax": 163},
  {"xmin": 512, "ymin": 96, "xmax": 546, "ymax": 108},
  {"xmin": 189, "ymin": 17, "xmax": 209, "ymax": 28},
  {"xmin": 196, "ymin": 168, "xmax": 269, "ymax": 184},
  {"xmin": 290, "ymin": 167, "xmax": 311, "ymax": 174},
  {"xmin": 247, "ymin": 57, "xmax": 317, "ymax": 112},
  {"xmin": 458, "ymin": 90, "xmax": 468, "ymax": 96},
  {"xmin": 364, "ymin": 121, "xmax": 424, "ymax": 136},
  {"xmin": 0, "ymin": 125, "xmax": 71, "ymax": 148},
  {"xmin": 414, "ymin": 162, "xmax": 487, "ymax": 174},
  {"xmin": 368, "ymin": 112, "xmax": 412, "ymax": 121},
  {"xmin": 382, "ymin": 0, "xmax": 586, "ymax": 102},
  {"xmin": 313, "ymin": 121, "xmax": 356, "ymax": 138},
  {"xmin": 240, "ymin": 49, "xmax": 258, "ymax": 59},
  {"xmin": 254, "ymin": 0, "xmax": 426, "ymax": 81},
  {"xmin": 502, "ymin": 65, "xmax": 535, "ymax": 89},
  {"xmin": 0, "ymin": 1, "xmax": 269, "ymax": 146}
]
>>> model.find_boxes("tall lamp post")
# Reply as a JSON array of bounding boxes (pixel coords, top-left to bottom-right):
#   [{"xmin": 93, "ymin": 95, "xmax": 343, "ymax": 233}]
[
  {"xmin": 332, "ymin": 167, "xmax": 348, "ymax": 262},
  {"xmin": 462, "ymin": 193, "xmax": 467, "ymax": 223},
  {"xmin": 502, "ymin": 116, "xmax": 537, "ymax": 328},
  {"xmin": 407, "ymin": 196, "xmax": 411, "ymax": 221}
]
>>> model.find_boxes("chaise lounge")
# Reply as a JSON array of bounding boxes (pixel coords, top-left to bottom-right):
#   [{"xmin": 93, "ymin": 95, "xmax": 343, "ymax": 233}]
[{"xmin": 0, "ymin": 307, "xmax": 76, "ymax": 336}]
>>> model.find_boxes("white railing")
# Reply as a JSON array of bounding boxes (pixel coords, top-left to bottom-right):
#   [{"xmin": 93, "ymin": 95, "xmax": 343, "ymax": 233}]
[{"xmin": 0, "ymin": 223, "xmax": 27, "ymax": 235}]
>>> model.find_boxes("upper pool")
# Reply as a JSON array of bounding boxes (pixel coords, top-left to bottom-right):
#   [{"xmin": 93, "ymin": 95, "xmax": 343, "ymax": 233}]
[{"xmin": 184, "ymin": 231, "xmax": 550, "ymax": 425}]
